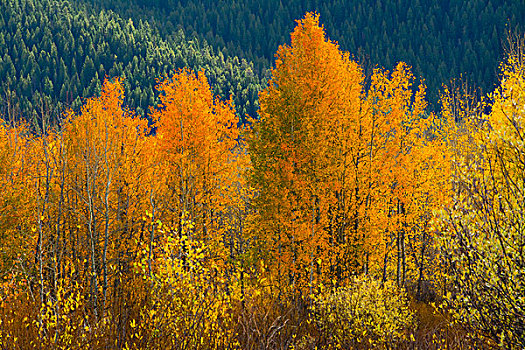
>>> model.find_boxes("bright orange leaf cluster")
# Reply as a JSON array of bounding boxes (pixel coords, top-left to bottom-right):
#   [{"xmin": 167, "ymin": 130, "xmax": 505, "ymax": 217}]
[
  {"xmin": 250, "ymin": 13, "xmax": 451, "ymax": 296},
  {"xmin": 0, "ymin": 71, "xmax": 248, "ymax": 348}
]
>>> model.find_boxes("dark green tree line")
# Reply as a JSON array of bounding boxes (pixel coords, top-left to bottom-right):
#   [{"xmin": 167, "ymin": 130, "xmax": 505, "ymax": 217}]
[
  {"xmin": 80, "ymin": 0, "xmax": 524, "ymax": 109},
  {"xmin": 0, "ymin": 0, "xmax": 263, "ymax": 126}
]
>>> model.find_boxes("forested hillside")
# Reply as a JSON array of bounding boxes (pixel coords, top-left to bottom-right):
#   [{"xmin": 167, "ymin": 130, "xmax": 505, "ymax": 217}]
[
  {"xmin": 1, "ymin": 0, "xmax": 522, "ymax": 125},
  {"xmin": 80, "ymin": 0, "xmax": 524, "ymax": 107},
  {"xmin": 0, "ymin": 0, "xmax": 262, "ymax": 125}
]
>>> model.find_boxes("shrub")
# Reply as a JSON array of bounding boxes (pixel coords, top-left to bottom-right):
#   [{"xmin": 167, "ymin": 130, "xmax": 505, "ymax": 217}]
[{"xmin": 311, "ymin": 277, "xmax": 415, "ymax": 349}]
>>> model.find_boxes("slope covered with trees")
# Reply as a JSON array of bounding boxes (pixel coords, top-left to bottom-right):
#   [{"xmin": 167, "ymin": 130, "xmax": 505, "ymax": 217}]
[
  {"xmin": 1, "ymin": 12, "xmax": 524, "ymax": 348},
  {"xmin": 79, "ymin": 0, "xmax": 524, "ymax": 108},
  {"xmin": 0, "ymin": 0, "xmax": 262, "ymax": 125}
]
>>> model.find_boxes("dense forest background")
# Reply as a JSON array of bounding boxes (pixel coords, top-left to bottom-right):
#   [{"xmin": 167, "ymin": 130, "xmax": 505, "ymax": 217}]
[
  {"xmin": 82, "ymin": 0, "xmax": 524, "ymax": 106},
  {"xmin": 0, "ymin": 0, "xmax": 262, "ymax": 125},
  {"xmin": 0, "ymin": 0, "xmax": 523, "ymax": 126}
]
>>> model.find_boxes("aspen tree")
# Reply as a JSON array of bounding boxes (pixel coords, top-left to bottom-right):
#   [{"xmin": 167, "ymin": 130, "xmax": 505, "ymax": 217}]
[{"xmin": 437, "ymin": 41, "xmax": 525, "ymax": 349}]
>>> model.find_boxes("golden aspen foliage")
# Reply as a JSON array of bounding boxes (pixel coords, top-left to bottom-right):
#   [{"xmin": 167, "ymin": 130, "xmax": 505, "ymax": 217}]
[
  {"xmin": 151, "ymin": 69, "xmax": 243, "ymax": 263},
  {"xmin": 126, "ymin": 216, "xmax": 240, "ymax": 349},
  {"xmin": 52, "ymin": 78, "xmax": 151, "ymax": 321},
  {"xmin": 250, "ymin": 12, "xmax": 367, "ymax": 295},
  {"xmin": 0, "ymin": 121, "xmax": 31, "ymax": 273},
  {"xmin": 0, "ymin": 71, "xmax": 253, "ymax": 348},
  {"xmin": 250, "ymin": 12, "xmax": 449, "ymax": 300},
  {"xmin": 1, "ymin": 78, "xmax": 156, "ymax": 348},
  {"xmin": 436, "ymin": 45, "xmax": 525, "ymax": 349},
  {"xmin": 2, "ymin": 12, "xmax": 517, "ymax": 349},
  {"xmin": 366, "ymin": 64, "xmax": 451, "ymax": 288}
]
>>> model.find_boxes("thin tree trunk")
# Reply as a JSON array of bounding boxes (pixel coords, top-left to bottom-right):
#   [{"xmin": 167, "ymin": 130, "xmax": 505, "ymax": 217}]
[
  {"xmin": 416, "ymin": 230, "xmax": 428, "ymax": 300},
  {"xmin": 309, "ymin": 197, "xmax": 315, "ymax": 305},
  {"xmin": 148, "ymin": 194, "xmax": 156, "ymax": 283}
]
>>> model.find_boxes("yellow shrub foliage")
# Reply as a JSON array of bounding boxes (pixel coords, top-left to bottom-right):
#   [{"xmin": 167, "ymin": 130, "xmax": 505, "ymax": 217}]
[
  {"xmin": 311, "ymin": 277, "xmax": 415, "ymax": 349},
  {"xmin": 436, "ymin": 44, "xmax": 525, "ymax": 349},
  {"xmin": 125, "ymin": 215, "xmax": 240, "ymax": 349}
]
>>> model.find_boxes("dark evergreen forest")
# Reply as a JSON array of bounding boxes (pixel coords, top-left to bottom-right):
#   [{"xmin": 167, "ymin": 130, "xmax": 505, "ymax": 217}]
[
  {"xmin": 0, "ymin": 0, "xmax": 262, "ymax": 125},
  {"xmin": 80, "ymin": 0, "xmax": 524, "ymax": 108},
  {"xmin": 0, "ymin": 0, "xmax": 523, "ymax": 123}
]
